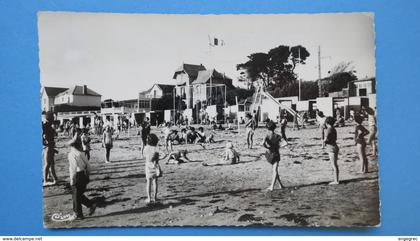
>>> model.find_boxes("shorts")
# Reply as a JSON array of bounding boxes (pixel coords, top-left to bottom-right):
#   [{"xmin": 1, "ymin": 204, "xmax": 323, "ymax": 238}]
[
  {"xmin": 265, "ymin": 151, "xmax": 280, "ymax": 164},
  {"xmin": 43, "ymin": 146, "xmax": 55, "ymax": 165},
  {"xmin": 105, "ymin": 143, "xmax": 113, "ymax": 149}
]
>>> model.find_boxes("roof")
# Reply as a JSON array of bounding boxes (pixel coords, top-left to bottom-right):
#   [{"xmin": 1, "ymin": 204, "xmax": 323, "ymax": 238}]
[
  {"xmin": 156, "ymin": 84, "xmax": 175, "ymax": 93},
  {"xmin": 191, "ymin": 69, "xmax": 232, "ymax": 85},
  {"xmin": 139, "ymin": 84, "xmax": 175, "ymax": 96},
  {"xmin": 172, "ymin": 63, "xmax": 206, "ymax": 82},
  {"xmin": 58, "ymin": 85, "xmax": 101, "ymax": 97},
  {"xmin": 43, "ymin": 87, "xmax": 68, "ymax": 97}
]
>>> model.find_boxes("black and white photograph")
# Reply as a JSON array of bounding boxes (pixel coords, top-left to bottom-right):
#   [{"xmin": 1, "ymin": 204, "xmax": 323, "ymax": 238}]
[{"xmin": 39, "ymin": 12, "xmax": 379, "ymax": 228}]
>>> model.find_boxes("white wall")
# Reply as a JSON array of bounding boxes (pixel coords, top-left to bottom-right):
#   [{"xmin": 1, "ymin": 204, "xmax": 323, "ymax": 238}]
[
  {"xmin": 316, "ymin": 97, "xmax": 334, "ymax": 117},
  {"xmin": 145, "ymin": 85, "xmax": 163, "ymax": 98},
  {"xmin": 260, "ymin": 96, "xmax": 280, "ymax": 121}
]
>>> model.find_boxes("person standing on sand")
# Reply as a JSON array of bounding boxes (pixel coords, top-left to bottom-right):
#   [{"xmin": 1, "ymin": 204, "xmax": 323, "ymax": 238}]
[
  {"xmin": 102, "ymin": 125, "xmax": 113, "ymax": 163},
  {"xmin": 280, "ymin": 112, "xmax": 289, "ymax": 144},
  {"xmin": 323, "ymin": 117, "xmax": 340, "ymax": 185},
  {"xmin": 245, "ymin": 113, "xmax": 255, "ymax": 149},
  {"xmin": 141, "ymin": 117, "xmax": 151, "ymax": 157},
  {"xmin": 354, "ymin": 115, "xmax": 370, "ymax": 173},
  {"xmin": 363, "ymin": 106, "xmax": 378, "ymax": 157},
  {"xmin": 262, "ymin": 121, "xmax": 284, "ymax": 191},
  {"xmin": 143, "ymin": 133, "xmax": 163, "ymax": 203},
  {"xmin": 42, "ymin": 111, "xmax": 58, "ymax": 186},
  {"xmin": 68, "ymin": 132, "xmax": 96, "ymax": 220}
]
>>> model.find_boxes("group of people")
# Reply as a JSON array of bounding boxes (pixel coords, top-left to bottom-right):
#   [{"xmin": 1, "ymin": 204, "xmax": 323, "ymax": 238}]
[{"xmin": 42, "ymin": 104, "xmax": 377, "ymax": 220}]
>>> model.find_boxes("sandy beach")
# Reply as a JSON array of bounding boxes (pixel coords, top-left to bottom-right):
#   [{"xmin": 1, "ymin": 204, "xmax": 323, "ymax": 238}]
[{"xmin": 43, "ymin": 122, "xmax": 380, "ymax": 228}]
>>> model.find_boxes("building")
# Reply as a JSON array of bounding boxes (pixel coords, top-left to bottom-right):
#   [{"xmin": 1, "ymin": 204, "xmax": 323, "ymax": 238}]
[
  {"xmin": 349, "ymin": 78, "xmax": 376, "ymax": 97},
  {"xmin": 172, "ymin": 63, "xmax": 233, "ymax": 122},
  {"xmin": 47, "ymin": 85, "xmax": 102, "ymax": 127},
  {"xmin": 53, "ymin": 85, "xmax": 101, "ymax": 112},
  {"xmin": 40, "ymin": 86, "xmax": 68, "ymax": 112},
  {"xmin": 139, "ymin": 84, "xmax": 175, "ymax": 99}
]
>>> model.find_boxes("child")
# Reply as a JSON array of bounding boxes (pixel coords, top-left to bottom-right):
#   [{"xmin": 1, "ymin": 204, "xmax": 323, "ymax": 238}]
[
  {"xmin": 102, "ymin": 125, "xmax": 113, "ymax": 163},
  {"xmin": 323, "ymin": 117, "xmax": 340, "ymax": 185},
  {"xmin": 222, "ymin": 142, "xmax": 240, "ymax": 164},
  {"xmin": 166, "ymin": 149, "xmax": 190, "ymax": 164},
  {"xmin": 245, "ymin": 113, "xmax": 255, "ymax": 149},
  {"xmin": 202, "ymin": 142, "xmax": 239, "ymax": 166},
  {"xmin": 262, "ymin": 121, "xmax": 284, "ymax": 191},
  {"xmin": 354, "ymin": 115, "xmax": 370, "ymax": 173},
  {"xmin": 317, "ymin": 111, "xmax": 327, "ymax": 148},
  {"xmin": 81, "ymin": 128, "xmax": 91, "ymax": 160},
  {"xmin": 68, "ymin": 132, "xmax": 96, "ymax": 220},
  {"xmin": 143, "ymin": 133, "xmax": 163, "ymax": 203}
]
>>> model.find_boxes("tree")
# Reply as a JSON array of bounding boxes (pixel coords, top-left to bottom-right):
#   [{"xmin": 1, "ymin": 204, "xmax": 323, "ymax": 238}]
[
  {"xmin": 237, "ymin": 45, "xmax": 310, "ymax": 90},
  {"xmin": 226, "ymin": 87, "xmax": 254, "ymax": 105},
  {"xmin": 272, "ymin": 80, "xmax": 318, "ymax": 100}
]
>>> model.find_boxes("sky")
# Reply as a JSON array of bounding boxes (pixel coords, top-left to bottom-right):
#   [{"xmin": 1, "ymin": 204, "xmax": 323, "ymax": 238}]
[{"xmin": 38, "ymin": 12, "xmax": 375, "ymax": 100}]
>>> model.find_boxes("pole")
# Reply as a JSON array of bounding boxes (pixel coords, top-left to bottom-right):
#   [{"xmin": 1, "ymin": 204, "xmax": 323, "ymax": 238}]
[
  {"xmin": 235, "ymin": 96, "xmax": 239, "ymax": 132},
  {"xmin": 173, "ymin": 88, "xmax": 175, "ymax": 124},
  {"xmin": 299, "ymin": 78, "xmax": 302, "ymax": 101},
  {"xmin": 318, "ymin": 45, "xmax": 322, "ymax": 97}
]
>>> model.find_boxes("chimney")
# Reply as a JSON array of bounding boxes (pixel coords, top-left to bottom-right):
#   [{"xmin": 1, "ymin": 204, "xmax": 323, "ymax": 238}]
[{"xmin": 83, "ymin": 85, "xmax": 87, "ymax": 95}]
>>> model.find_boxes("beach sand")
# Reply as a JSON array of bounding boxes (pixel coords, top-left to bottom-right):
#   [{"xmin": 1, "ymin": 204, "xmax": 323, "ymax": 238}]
[{"xmin": 43, "ymin": 123, "xmax": 380, "ymax": 228}]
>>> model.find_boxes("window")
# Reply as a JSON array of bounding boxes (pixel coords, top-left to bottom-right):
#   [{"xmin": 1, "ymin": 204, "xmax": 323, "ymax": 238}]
[
  {"xmin": 359, "ymin": 88, "xmax": 367, "ymax": 96},
  {"xmin": 153, "ymin": 90, "xmax": 157, "ymax": 98}
]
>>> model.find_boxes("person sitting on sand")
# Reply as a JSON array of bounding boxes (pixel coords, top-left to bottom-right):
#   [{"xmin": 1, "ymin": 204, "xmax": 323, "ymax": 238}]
[
  {"xmin": 245, "ymin": 113, "xmax": 255, "ymax": 149},
  {"xmin": 186, "ymin": 126, "xmax": 198, "ymax": 144},
  {"xmin": 262, "ymin": 121, "xmax": 284, "ymax": 191},
  {"xmin": 354, "ymin": 115, "xmax": 370, "ymax": 173},
  {"xmin": 165, "ymin": 149, "xmax": 190, "ymax": 164},
  {"xmin": 144, "ymin": 133, "xmax": 163, "ymax": 203},
  {"xmin": 323, "ymin": 117, "xmax": 340, "ymax": 185},
  {"xmin": 195, "ymin": 127, "xmax": 215, "ymax": 144},
  {"xmin": 102, "ymin": 125, "xmax": 113, "ymax": 163},
  {"xmin": 202, "ymin": 142, "xmax": 240, "ymax": 166}
]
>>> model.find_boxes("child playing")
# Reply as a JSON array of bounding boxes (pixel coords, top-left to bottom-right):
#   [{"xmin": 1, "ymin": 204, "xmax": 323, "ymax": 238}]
[
  {"xmin": 196, "ymin": 127, "xmax": 215, "ymax": 144},
  {"xmin": 324, "ymin": 117, "xmax": 340, "ymax": 184},
  {"xmin": 102, "ymin": 125, "xmax": 113, "ymax": 163},
  {"xmin": 354, "ymin": 115, "xmax": 370, "ymax": 173},
  {"xmin": 245, "ymin": 113, "xmax": 255, "ymax": 149},
  {"xmin": 81, "ymin": 128, "xmax": 91, "ymax": 160},
  {"xmin": 262, "ymin": 121, "xmax": 284, "ymax": 191},
  {"xmin": 143, "ymin": 133, "xmax": 163, "ymax": 203}
]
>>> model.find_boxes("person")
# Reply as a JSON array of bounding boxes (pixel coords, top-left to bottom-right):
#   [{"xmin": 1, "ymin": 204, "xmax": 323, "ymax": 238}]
[
  {"xmin": 335, "ymin": 108, "xmax": 345, "ymax": 127},
  {"xmin": 196, "ymin": 126, "xmax": 215, "ymax": 144},
  {"xmin": 165, "ymin": 149, "xmax": 190, "ymax": 164},
  {"xmin": 252, "ymin": 110, "xmax": 259, "ymax": 128},
  {"xmin": 323, "ymin": 117, "xmax": 340, "ymax": 185},
  {"xmin": 81, "ymin": 128, "xmax": 91, "ymax": 160},
  {"xmin": 186, "ymin": 126, "xmax": 198, "ymax": 144},
  {"xmin": 141, "ymin": 117, "xmax": 151, "ymax": 157},
  {"xmin": 280, "ymin": 113, "xmax": 289, "ymax": 144},
  {"xmin": 317, "ymin": 111, "xmax": 327, "ymax": 148},
  {"xmin": 42, "ymin": 111, "xmax": 58, "ymax": 186},
  {"xmin": 245, "ymin": 113, "xmax": 255, "ymax": 149},
  {"xmin": 222, "ymin": 142, "xmax": 240, "ymax": 164},
  {"xmin": 143, "ymin": 133, "xmax": 163, "ymax": 203},
  {"xmin": 202, "ymin": 142, "xmax": 240, "ymax": 166},
  {"xmin": 102, "ymin": 125, "xmax": 113, "ymax": 163},
  {"xmin": 262, "ymin": 121, "xmax": 284, "ymax": 191},
  {"xmin": 354, "ymin": 115, "xmax": 370, "ymax": 173},
  {"xmin": 365, "ymin": 107, "xmax": 378, "ymax": 157},
  {"xmin": 292, "ymin": 113, "xmax": 300, "ymax": 130},
  {"xmin": 239, "ymin": 116, "xmax": 245, "ymax": 125},
  {"xmin": 68, "ymin": 132, "xmax": 96, "ymax": 220}
]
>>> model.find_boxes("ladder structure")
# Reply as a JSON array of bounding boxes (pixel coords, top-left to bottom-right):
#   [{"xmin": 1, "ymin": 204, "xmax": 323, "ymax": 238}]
[{"xmin": 251, "ymin": 86, "xmax": 302, "ymax": 123}]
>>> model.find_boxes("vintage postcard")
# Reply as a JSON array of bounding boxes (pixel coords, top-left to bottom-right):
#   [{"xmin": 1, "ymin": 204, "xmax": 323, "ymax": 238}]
[{"xmin": 39, "ymin": 12, "xmax": 379, "ymax": 227}]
